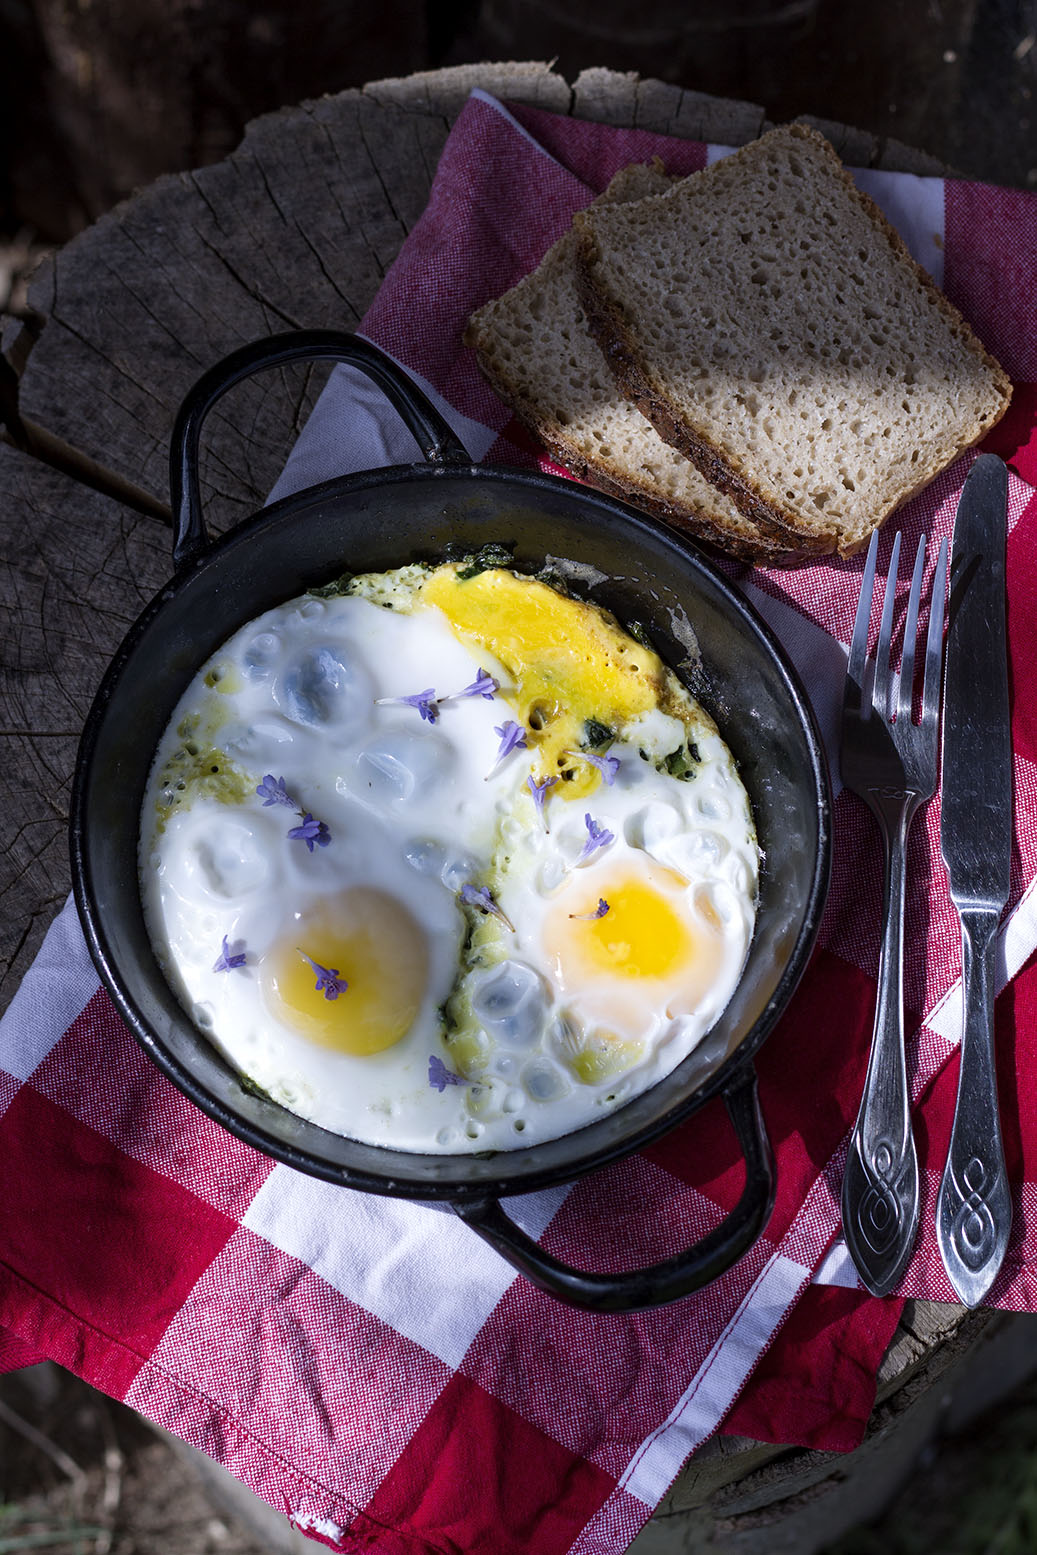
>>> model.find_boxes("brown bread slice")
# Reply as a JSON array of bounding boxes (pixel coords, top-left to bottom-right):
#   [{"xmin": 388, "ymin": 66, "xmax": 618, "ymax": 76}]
[
  {"xmin": 464, "ymin": 162, "xmax": 805, "ymax": 566},
  {"xmin": 573, "ymin": 123, "xmax": 1013, "ymax": 558}
]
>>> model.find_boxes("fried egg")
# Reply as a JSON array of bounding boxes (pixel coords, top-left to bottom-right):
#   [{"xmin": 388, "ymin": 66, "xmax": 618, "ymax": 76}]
[{"xmin": 139, "ymin": 559, "xmax": 759, "ymax": 1153}]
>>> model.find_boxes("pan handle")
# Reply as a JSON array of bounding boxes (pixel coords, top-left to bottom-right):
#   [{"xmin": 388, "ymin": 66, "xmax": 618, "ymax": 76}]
[
  {"xmin": 169, "ymin": 328, "xmax": 472, "ymax": 573},
  {"xmin": 451, "ymin": 1066, "xmax": 775, "ymax": 1314}
]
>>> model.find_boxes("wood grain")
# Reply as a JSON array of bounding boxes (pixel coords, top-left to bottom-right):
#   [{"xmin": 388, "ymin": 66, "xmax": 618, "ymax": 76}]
[{"xmin": 0, "ymin": 444, "xmax": 171, "ymax": 1005}]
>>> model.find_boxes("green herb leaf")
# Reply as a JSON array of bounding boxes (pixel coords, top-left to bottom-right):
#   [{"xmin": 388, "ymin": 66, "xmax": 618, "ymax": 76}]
[
  {"xmin": 238, "ymin": 1073, "xmax": 277, "ymax": 1104},
  {"xmin": 455, "ymin": 542, "xmax": 516, "ymax": 580},
  {"xmin": 663, "ymin": 746, "xmax": 696, "ymax": 780},
  {"xmin": 308, "ymin": 572, "xmax": 355, "ymax": 599},
  {"xmin": 583, "ymin": 718, "xmax": 614, "ymax": 749}
]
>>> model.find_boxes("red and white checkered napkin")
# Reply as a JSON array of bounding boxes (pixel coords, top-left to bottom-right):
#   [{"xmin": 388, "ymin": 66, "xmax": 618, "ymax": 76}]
[{"xmin": 2, "ymin": 91, "xmax": 1037, "ymax": 1555}]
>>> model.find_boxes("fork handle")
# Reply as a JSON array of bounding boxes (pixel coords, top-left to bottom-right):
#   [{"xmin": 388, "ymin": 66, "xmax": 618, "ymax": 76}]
[
  {"xmin": 936, "ymin": 909, "xmax": 1011, "ymax": 1307},
  {"xmin": 841, "ymin": 802, "xmax": 921, "ymax": 1297}
]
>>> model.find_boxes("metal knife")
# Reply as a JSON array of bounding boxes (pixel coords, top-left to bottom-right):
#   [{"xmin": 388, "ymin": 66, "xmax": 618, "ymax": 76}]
[{"xmin": 936, "ymin": 452, "xmax": 1012, "ymax": 1308}]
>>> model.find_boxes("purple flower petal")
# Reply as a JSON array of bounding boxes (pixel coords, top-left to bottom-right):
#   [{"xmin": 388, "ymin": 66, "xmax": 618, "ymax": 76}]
[
  {"xmin": 288, "ymin": 813, "xmax": 332, "ymax": 852},
  {"xmin": 488, "ymin": 720, "xmax": 528, "ymax": 775},
  {"xmin": 256, "ymin": 774, "xmax": 294, "ymax": 808},
  {"xmin": 298, "ymin": 950, "xmax": 348, "ymax": 1000},
  {"xmin": 569, "ymin": 898, "xmax": 610, "ymax": 921},
  {"xmin": 213, "ymin": 934, "xmax": 247, "ymax": 972},
  {"xmin": 440, "ymin": 669, "xmax": 499, "ymax": 703},
  {"xmin": 428, "ymin": 1054, "xmax": 471, "ymax": 1092},
  {"xmin": 459, "ymin": 882, "xmax": 515, "ymax": 931},
  {"xmin": 376, "ymin": 688, "xmax": 439, "ymax": 723},
  {"xmin": 527, "ymin": 773, "xmax": 558, "ymax": 829},
  {"xmin": 566, "ymin": 749, "xmax": 620, "ymax": 785},
  {"xmin": 577, "ymin": 813, "xmax": 615, "ymax": 865},
  {"xmin": 257, "ymin": 778, "xmax": 332, "ymax": 852}
]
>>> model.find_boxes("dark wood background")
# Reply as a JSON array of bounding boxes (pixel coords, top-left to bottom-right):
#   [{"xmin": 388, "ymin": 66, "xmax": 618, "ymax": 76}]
[{"xmin": 2, "ymin": 0, "xmax": 1035, "ymax": 246}]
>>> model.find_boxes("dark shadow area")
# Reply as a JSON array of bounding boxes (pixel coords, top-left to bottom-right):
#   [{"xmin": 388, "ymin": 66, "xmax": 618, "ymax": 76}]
[
  {"xmin": 0, "ymin": 0, "xmax": 1034, "ymax": 252},
  {"xmin": 447, "ymin": 0, "xmax": 1035, "ymax": 188}
]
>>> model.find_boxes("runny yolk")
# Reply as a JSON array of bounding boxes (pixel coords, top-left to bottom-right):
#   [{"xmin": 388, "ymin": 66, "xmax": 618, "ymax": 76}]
[
  {"xmin": 260, "ymin": 888, "xmax": 428, "ymax": 1055},
  {"xmin": 543, "ymin": 860, "xmax": 726, "ymax": 1046},
  {"xmin": 548, "ymin": 864, "xmax": 701, "ymax": 984},
  {"xmin": 577, "ymin": 876, "xmax": 693, "ymax": 979}
]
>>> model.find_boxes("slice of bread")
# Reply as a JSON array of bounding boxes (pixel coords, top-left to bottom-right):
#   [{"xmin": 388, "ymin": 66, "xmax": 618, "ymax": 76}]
[
  {"xmin": 573, "ymin": 123, "xmax": 1012, "ymax": 558},
  {"xmin": 464, "ymin": 162, "xmax": 806, "ymax": 566}
]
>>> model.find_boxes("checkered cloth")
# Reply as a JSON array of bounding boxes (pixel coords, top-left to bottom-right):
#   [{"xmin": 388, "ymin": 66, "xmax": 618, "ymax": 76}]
[{"xmin": 1, "ymin": 90, "xmax": 1036, "ymax": 1555}]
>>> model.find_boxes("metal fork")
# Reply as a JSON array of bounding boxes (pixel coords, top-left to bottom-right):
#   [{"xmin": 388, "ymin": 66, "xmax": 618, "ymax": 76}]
[{"xmin": 840, "ymin": 527, "xmax": 949, "ymax": 1297}]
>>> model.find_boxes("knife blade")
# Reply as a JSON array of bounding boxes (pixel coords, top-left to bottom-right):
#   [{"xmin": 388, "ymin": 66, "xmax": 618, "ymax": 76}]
[{"xmin": 936, "ymin": 452, "xmax": 1012, "ymax": 1308}]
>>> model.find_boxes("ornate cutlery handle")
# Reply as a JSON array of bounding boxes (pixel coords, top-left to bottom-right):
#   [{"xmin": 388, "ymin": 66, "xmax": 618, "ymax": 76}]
[
  {"xmin": 841, "ymin": 801, "xmax": 920, "ymax": 1297},
  {"xmin": 936, "ymin": 910, "xmax": 1011, "ymax": 1307}
]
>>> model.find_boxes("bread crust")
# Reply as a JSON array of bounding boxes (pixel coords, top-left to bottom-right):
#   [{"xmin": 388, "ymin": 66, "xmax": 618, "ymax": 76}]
[
  {"xmin": 571, "ymin": 258, "xmax": 834, "ymax": 556},
  {"xmin": 465, "ymin": 334, "xmax": 803, "ymax": 565},
  {"xmin": 463, "ymin": 158, "xmax": 803, "ymax": 565},
  {"xmin": 570, "ymin": 459, "xmax": 807, "ymax": 567},
  {"xmin": 574, "ymin": 122, "xmax": 1013, "ymax": 559}
]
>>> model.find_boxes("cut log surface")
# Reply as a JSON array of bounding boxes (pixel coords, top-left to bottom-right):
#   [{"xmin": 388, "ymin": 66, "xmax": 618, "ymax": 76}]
[
  {"xmin": 0, "ymin": 58, "xmax": 1008, "ymax": 1550},
  {"xmin": 0, "ymin": 445, "xmax": 172, "ymax": 1002}
]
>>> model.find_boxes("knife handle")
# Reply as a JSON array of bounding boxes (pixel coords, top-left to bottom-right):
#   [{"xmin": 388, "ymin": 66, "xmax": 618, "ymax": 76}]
[
  {"xmin": 841, "ymin": 802, "xmax": 920, "ymax": 1297},
  {"xmin": 936, "ymin": 910, "xmax": 1011, "ymax": 1307}
]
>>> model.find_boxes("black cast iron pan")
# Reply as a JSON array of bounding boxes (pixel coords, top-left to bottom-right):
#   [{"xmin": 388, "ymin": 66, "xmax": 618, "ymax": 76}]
[{"xmin": 70, "ymin": 330, "xmax": 832, "ymax": 1314}]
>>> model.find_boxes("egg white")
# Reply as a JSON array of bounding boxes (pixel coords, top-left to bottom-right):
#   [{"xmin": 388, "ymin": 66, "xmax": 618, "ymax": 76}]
[
  {"xmin": 437, "ymin": 717, "xmax": 758, "ymax": 1149},
  {"xmin": 139, "ymin": 565, "xmax": 759, "ymax": 1153}
]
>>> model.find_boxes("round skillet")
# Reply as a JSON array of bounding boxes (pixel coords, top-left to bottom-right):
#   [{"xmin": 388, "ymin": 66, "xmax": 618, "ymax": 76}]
[{"xmin": 70, "ymin": 331, "xmax": 832, "ymax": 1314}]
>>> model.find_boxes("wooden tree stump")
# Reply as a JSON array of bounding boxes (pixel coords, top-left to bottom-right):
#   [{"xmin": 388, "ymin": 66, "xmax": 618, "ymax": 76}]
[{"xmin": 2, "ymin": 59, "xmax": 1027, "ymax": 1551}]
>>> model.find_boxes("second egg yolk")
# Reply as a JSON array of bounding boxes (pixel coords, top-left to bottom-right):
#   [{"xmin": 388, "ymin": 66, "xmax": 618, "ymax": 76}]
[{"xmin": 260, "ymin": 887, "xmax": 428, "ymax": 1056}]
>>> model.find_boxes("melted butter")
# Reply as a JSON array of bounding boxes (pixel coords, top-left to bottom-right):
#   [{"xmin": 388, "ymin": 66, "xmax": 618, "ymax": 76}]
[
  {"xmin": 204, "ymin": 659, "xmax": 244, "ymax": 694},
  {"xmin": 440, "ymin": 910, "xmax": 508, "ymax": 1075},
  {"xmin": 152, "ymin": 700, "xmax": 251, "ymax": 830},
  {"xmin": 444, "ymin": 1024, "xmax": 489, "ymax": 1075},
  {"xmin": 422, "ymin": 566, "xmax": 664, "ymax": 796},
  {"xmin": 565, "ymin": 1034, "xmax": 644, "ymax": 1085}
]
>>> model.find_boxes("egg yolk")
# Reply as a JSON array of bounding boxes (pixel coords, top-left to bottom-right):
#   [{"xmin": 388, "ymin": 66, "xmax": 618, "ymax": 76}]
[
  {"xmin": 543, "ymin": 859, "xmax": 726, "ymax": 1050},
  {"xmin": 422, "ymin": 565, "xmax": 664, "ymax": 794},
  {"xmin": 571, "ymin": 876, "xmax": 693, "ymax": 980},
  {"xmin": 260, "ymin": 888, "xmax": 428, "ymax": 1055}
]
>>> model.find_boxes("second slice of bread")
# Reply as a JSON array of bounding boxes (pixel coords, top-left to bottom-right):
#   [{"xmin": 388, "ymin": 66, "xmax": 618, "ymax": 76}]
[
  {"xmin": 573, "ymin": 124, "xmax": 1012, "ymax": 557},
  {"xmin": 464, "ymin": 162, "xmax": 806, "ymax": 565}
]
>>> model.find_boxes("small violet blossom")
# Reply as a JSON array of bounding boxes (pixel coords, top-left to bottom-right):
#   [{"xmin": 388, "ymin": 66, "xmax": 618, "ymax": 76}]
[
  {"xmin": 257, "ymin": 776, "xmax": 332, "ymax": 852},
  {"xmin": 578, "ymin": 813, "xmax": 615, "ymax": 865},
  {"xmin": 376, "ymin": 688, "xmax": 439, "ymax": 723},
  {"xmin": 526, "ymin": 773, "xmax": 558, "ymax": 829},
  {"xmin": 488, "ymin": 720, "xmax": 528, "ymax": 776},
  {"xmin": 569, "ymin": 898, "xmax": 610, "ymax": 921},
  {"xmin": 428, "ymin": 1054, "xmax": 471, "ymax": 1092},
  {"xmin": 379, "ymin": 670, "xmax": 498, "ymax": 726},
  {"xmin": 566, "ymin": 748, "xmax": 620, "ymax": 785},
  {"xmin": 287, "ymin": 813, "xmax": 332, "ymax": 853},
  {"xmin": 256, "ymin": 774, "xmax": 294, "ymax": 808},
  {"xmin": 459, "ymin": 882, "xmax": 515, "ymax": 932},
  {"xmin": 440, "ymin": 669, "xmax": 499, "ymax": 703},
  {"xmin": 213, "ymin": 935, "xmax": 246, "ymax": 972},
  {"xmin": 298, "ymin": 951, "xmax": 348, "ymax": 1001}
]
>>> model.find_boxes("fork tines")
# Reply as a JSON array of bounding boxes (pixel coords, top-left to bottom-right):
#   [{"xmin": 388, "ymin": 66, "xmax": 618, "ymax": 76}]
[{"xmin": 848, "ymin": 529, "xmax": 950, "ymax": 729}]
